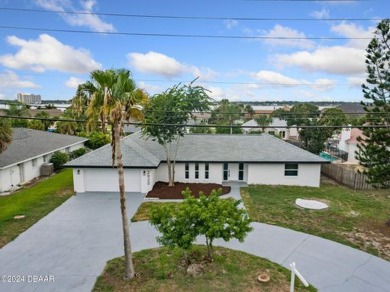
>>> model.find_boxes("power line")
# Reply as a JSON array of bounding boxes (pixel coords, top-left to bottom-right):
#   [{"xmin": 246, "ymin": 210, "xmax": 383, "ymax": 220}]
[
  {"xmin": 0, "ymin": 7, "xmax": 382, "ymax": 22},
  {"xmin": 0, "ymin": 25, "xmax": 374, "ymax": 40},
  {"xmin": 138, "ymin": 79, "xmax": 358, "ymax": 87},
  {"xmin": 0, "ymin": 72, "xmax": 363, "ymax": 87},
  {"xmin": 1, "ymin": 115, "xmax": 388, "ymax": 129}
]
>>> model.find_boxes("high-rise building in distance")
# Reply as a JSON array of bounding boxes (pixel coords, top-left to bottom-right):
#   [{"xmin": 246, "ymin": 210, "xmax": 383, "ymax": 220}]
[{"xmin": 17, "ymin": 93, "xmax": 42, "ymax": 104}]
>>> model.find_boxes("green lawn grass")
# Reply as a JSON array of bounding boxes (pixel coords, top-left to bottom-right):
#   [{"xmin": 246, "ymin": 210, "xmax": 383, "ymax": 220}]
[
  {"xmin": 93, "ymin": 246, "xmax": 316, "ymax": 292},
  {"xmin": 0, "ymin": 169, "xmax": 74, "ymax": 248},
  {"xmin": 241, "ymin": 182, "xmax": 390, "ymax": 260},
  {"xmin": 131, "ymin": 202, "xmax": 179, "ymax": 222}
]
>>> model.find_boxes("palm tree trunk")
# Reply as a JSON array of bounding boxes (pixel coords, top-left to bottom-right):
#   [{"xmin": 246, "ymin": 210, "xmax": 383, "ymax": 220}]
[
  {"xmin": 113, "ymin": 119, "xmax": 135, "ymax": 279},
  {"xmin": 102, "ymin": 87, "xmax": 108, "ymax": 134}
]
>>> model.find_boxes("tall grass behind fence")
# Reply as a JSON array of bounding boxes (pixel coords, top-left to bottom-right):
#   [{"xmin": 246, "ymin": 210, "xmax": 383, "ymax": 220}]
[{"xmin": 321, "ymin": 163, "xmax": 376, "ymax": 190}]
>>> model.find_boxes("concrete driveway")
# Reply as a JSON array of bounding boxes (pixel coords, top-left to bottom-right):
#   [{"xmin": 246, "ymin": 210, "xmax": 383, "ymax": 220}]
[
  {"xmin": 0, "ymin": 192, "xmax": 151, "ymax": 292},
  {"xmin": 1, "ymin": 190, "xmax": 390, "ymax": 292}
]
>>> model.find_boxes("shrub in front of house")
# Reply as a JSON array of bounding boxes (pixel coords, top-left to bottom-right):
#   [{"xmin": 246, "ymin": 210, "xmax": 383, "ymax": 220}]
[
  {"xmin": 83, "ymin": 131, "xmax": 110, "ymax": 150},
  {"xmin": 49, "ymin": 151, "xmax": 69, "ymax": 170},
  {"xmin": 69, "ymin": 147, "xmax": 87, "ymax": 160}
]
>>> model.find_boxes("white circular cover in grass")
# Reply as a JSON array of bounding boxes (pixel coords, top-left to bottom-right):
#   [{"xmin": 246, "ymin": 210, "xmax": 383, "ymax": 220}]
[{"xmin": 295, "ymin": 199, "xmax": 328, "ymax": 210}]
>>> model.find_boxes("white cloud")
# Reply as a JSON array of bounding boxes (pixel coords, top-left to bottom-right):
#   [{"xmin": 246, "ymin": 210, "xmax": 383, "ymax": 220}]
[
  {"xmin": 251, "ymin": 70, "xmax": 301, "ymax": 85},
  {"xmin": 347, "ymin": 76, "xmax": 365, "ymax": 87},
  {"xmin": 223, "ymin": 19, "xmax": 238, "ymax": 30},
  {"xmin": 270, "ymin": 22, "xmax": 375, "ymax": 76},
  {"xmin": 251, "ymin": 70, "xmax": 335, "ymax": 91},
  {"xmin": 137, "ymin": 81, "xmax": 164, "ymax": 95},
  {"xmin": 260, "ymin": 25, "xmax": 315, "ymax": 49},
  {"xmin": 310, "ymin": 9, "xmax": 330, "ymax": 19},
  {"xmin": 274, "ymin": 46, "xmax": 365, "ymax": 75},
  {"xmin": 65, "ymin": 76, "xmax": 84, "ymax": 88},
  {"xmin": 310, "ymin": 78, "xmax": 336, "ymax": 91},
  {"xmin": 331, "ymin": 22, "xmax": 373, "ymax": 49},
  {"xmin": 128, "ymin": 51, "xmax": 216, "ymax": 80},
  {"xmin": 129, "ymin": 51, "xmax": 187, "ymax": 78},
  {"xmin": 34, "ymin": 0, "xmax": 115, "ymax": 32},
  {"xmin": 0, "ymin": 71, "xmax": 40, "ymax": 88},
  {"xmin": 0, "ymin": 34, "xmax": 102, "ymax": 73}
]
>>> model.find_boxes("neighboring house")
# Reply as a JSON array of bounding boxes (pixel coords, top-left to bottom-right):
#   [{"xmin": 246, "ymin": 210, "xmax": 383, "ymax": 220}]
[
  {"xmin": 242, "ymin": 119, "xmax": 259, "ymax": 134},
  {"xmin": 338, "ymin": 128, "xmax": 366, "ymax": 164},
  {"xmin": 242, "ymin": 118, "xmax": 298, "ymax": 139},
  {"xmin": 336, "ymin": 103, "xmax": 365, "ymax": 115},
  {"xmin": 65, "ymin": 132, "xmax": 328, "ymax": 193},
  {"xmin": 0, "ymin": 128, "xmax": 87, "ymax": 192}
]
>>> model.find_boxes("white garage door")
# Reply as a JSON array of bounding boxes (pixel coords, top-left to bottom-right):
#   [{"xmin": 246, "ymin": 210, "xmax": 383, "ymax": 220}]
[{"xmin": 84, "ymin": 168, "xmax": 141, "ymax": 192}]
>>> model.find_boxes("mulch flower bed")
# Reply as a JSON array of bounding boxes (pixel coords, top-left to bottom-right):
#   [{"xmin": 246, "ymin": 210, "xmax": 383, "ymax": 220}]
[{"xmin": 146, "ymin": 181, "xmax": 231, "ymax": 199}]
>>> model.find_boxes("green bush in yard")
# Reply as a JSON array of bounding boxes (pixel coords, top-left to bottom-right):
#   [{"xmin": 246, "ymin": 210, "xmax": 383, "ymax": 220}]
[
  {"xmin": 69, "ymin": 147, "xmax": 87, "ymax": 160},
  {"xmin": 150, "ymin": 188, "xmax": 253, "ymax": 261},
  {"xmin": 49, "ymin": 151, "xmax": 69, "ymax": 170},
  {"xmin": 83, "ymin": 131, "xmax": 110, "ymax": 150}
]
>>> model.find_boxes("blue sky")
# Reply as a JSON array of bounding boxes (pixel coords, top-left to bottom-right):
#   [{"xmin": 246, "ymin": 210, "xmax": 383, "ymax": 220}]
[{"xmin": 0, "ymin": 0, "xmax": 388, "ymax": 102}]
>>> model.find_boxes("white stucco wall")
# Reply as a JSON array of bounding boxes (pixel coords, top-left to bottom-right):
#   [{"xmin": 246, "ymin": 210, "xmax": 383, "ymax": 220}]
[
  {"xmin": 155, "ymin": 162, "xmax": 223, "ymax": 184},
  {"xmin": 80, "ymin": 168, "xmax": 142, "ymax": 193},
  {"xmin": 247, "ymin": 163, "xmax": 321, "ymax": 187},
  {"xmin": 346, "ymin": 143, "xmax": 359, "ymax": 164},
  {"xmin": 140, "ymin": 169, "xmax": 155, "ymax": 193},
  {"xmin": 71, "ymin": 162, "xmax": 322, "ymax": 194},
  {"xmin": 0, "ymin": 141, "xmax": 85, "ymax": 193}
]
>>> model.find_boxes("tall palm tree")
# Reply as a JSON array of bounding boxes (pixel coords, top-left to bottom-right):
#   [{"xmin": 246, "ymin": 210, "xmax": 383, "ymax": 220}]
[
  {"xmin": 0, "ymin": 118, "xmax": 12, "ymax": 153},
  {"xmin": 85, "ymin": 69, "xmax": 148, "ymax": 280}
]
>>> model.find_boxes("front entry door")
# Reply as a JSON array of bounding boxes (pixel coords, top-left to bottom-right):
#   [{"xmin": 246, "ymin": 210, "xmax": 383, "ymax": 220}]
[{"xmin": 223, "ymin": 163, "xmax": 244, "ymax": 181}]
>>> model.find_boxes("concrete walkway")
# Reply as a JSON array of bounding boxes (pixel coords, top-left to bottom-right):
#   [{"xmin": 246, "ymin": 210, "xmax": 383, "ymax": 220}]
[{"xmin": 0, "ymin": 190, "xmax": 389, "ymax": 291}]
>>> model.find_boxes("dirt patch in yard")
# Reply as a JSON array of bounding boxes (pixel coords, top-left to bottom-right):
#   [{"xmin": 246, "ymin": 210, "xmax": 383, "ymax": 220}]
[{"xmin": 146, "ymin": 181, "xmax": 231, "ymax": 199}]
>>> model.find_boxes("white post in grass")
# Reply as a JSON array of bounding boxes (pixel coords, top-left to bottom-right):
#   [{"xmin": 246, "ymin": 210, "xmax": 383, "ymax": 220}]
[{"xmin": 290, "ymin": 262, "xmax": 309, "ymax": 292}]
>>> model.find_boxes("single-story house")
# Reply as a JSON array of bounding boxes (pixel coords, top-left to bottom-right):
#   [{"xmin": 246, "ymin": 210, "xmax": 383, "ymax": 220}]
[
  {"xmin": 0, "ymin": 128, "xmax": 87, "ymax": 192},
  {"xmin": 65, "ymin": 132, "xmax": 328, "ymax": 193},
  {"xmin": 242, "ymin": 118, "xmax": 298, "ymax": 140}
]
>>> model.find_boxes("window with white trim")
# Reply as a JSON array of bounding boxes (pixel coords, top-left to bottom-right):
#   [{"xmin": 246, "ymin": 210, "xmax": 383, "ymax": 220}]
[
  {"xmin": 185, "ymin": 163, "xmax": 189, "ymax": 179},
  {"xmin": 205, "ymin": 163, "xmax": 209, "ymax": 179},
  {"xmin": 285, "ymin": 163, "xmax": 298, "ymax": 176},
  {"xmin": 195, "ymin": 163, "xmax": 199, "ymax": 179}
]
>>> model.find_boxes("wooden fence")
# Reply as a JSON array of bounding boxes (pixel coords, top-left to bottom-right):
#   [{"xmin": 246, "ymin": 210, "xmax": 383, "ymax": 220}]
[{"xmin": 321, "ymin": 163, "xmax": 376, "ymax": 190}]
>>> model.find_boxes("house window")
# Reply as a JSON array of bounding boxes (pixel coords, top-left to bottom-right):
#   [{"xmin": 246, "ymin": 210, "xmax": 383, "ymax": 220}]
[
  {"xmin": 285, "ymin": 163, "xmax": 298, "ymax": 176},
  {"xmin": 32, "ymin": 159, "xmax": 37, "ymax": 167},
  {"xmin": 195, "ymin": 163, "xmax": 199, "ymax": 179},
  {"xmin": 185, "ymin": 163, "xmax": 189, "ymax": 179},
  {"xmin": 205, "ymin": 163, "xmax": 209, "ymax": 179},
  {"xmin": 239, "ymin": 163, "xmax": 244, "ymax": 181},
  {"xmin": 280, "ymin": 131, "xmax": 286, "ymax": 138},
  {"xmin": 223, "ymin": 163, "xmax": 229, "ymax": 181}
]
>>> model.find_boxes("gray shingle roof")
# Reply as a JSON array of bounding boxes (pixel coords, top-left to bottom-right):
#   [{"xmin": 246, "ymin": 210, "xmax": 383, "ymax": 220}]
[
  {"xmin": 0, "ymin": 128, "xmax": 88, "ymax": 168},
  {"xmin": 66, "ymin": 132, "xmax": 327, "ymax": 168}
]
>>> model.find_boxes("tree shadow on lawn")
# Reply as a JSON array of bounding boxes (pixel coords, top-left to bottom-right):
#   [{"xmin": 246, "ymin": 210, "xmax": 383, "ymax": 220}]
[{"xmin": 146, "ymin": 182, "xmax": 231, "ymax": 199}]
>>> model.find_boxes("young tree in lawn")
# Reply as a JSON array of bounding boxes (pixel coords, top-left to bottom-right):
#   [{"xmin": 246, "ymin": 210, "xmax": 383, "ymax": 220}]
[
  {"xmin": 150, "ymin": 195, "xmax": 200, "ymax": 263},
  {"xmin": 356, "ymin": 19, "xmax": 390, "ymax": 188},
  {"xmin": 188, "ymin": 189, "xmax": 253, "ymax": 260},
  {"xmin": 0, "ymin": 118, "xmax": 12, "ymax": 153},
  {"xmin": 142, "ymin": 81, "xmax": 211, "ymax": 186},
  {"xmin": 85, "ymin": 69, "xmax": 148, "ymax": 279},
  {"xmin": 150, "ymin": 189, "xmax": 252, "ymax": 261}
]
